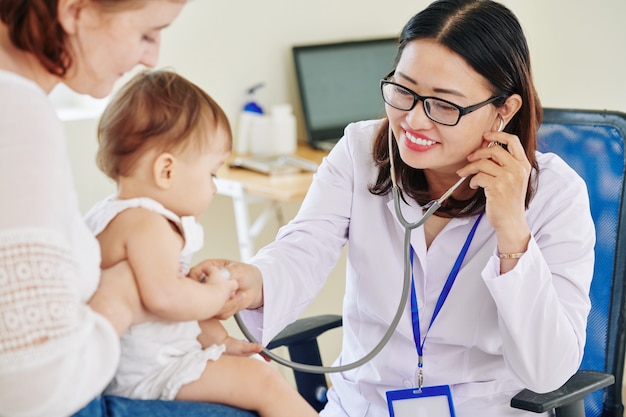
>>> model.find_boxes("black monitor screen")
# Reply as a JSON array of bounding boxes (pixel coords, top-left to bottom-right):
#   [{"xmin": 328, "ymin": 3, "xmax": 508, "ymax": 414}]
[{"xmin": 293, "ymin": 37, "xmax": 398, "ymax": 150}]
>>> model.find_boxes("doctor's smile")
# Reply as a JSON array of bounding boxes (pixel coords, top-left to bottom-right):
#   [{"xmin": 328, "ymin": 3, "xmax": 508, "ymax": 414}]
[{"xmin": 403, "ymin": 130, "xmax": 438, "ymax": 151}]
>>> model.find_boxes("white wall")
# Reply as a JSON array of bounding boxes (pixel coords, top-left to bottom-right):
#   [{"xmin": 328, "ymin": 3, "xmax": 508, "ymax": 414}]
[
  {"xmin": 63, "ymin": 0, "xmax": 626, "ymax": 385},
  {"xmin": 158, "ymin": 0, "xmax": 626, "ymax": 125}
]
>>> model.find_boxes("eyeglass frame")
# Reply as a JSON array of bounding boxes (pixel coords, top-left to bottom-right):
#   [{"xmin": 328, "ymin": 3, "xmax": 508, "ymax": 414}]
[{"xmin": 380, "ymin": 71, "xmax": 507, "ymax": 127}]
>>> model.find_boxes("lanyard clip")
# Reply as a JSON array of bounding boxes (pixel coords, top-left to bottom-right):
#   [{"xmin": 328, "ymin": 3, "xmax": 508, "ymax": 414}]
[{"xmin": 417, "ymin": 356, "xmax": 424, "ymax": 389}]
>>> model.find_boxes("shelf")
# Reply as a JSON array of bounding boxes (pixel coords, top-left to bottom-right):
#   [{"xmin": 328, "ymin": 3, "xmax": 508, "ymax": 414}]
[
  {"xmin": 56, "ymin": 105, "xmax": 107, "ymax": 122},
  {"xmin": 50, "ymin": 83, "xmax": 108, "ymax": 122}
]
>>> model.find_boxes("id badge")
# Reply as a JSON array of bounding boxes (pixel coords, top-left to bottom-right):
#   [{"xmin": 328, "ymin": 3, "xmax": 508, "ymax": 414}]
[{"xmin": 386, "ymin": 385, "xmax": 456, "ymax": 417}]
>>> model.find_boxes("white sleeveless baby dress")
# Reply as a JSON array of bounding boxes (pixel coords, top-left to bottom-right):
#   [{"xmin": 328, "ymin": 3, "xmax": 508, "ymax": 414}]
[{"xmin": 84, "ymin": 195, "xmax": 225, "ymax": 400}]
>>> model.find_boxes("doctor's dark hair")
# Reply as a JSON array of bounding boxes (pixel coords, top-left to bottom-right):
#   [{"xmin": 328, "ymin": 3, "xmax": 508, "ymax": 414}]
[
  {"xmin": 0, "ymin": 0, "xmax": 163, "ymax": 77},
  {"xmin": 96, "ymin": 69, "xmax": 232, "ymax": 180},
  {"xmin": 369, "ymin": 0, "xmax": 541, "ymax": 216}
]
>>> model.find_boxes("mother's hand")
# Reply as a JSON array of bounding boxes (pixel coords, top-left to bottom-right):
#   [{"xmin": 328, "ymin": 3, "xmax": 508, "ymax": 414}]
[
  {"xmin": 89, "ymin": 261, "xmax": 153, "ymax": 336},
  {"xmin": 190, "ymin": 259, "xmax": 264, "ymax": 320}
]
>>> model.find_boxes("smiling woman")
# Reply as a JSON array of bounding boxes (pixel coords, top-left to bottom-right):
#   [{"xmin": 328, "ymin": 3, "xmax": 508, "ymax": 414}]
[
  {"xmin": 0, "ymin": 1, "xmax": 254, "ymax": 416},
  {"xmin": 201, "ymin": 1, "xmax": 594, "ymax": 416}
]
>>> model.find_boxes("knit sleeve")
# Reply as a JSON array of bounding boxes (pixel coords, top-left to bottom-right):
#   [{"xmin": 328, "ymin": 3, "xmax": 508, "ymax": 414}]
[
  {"xmin": 0, "ymin": 74, "xmax": 119, "ymax": 417},
  {"xmin": 0, "ymin": 229, "xmax": 120, "ymax": 416},
  {"xmin": 0, "ymin": 230, "xmax": 83, "ymax": 364}
]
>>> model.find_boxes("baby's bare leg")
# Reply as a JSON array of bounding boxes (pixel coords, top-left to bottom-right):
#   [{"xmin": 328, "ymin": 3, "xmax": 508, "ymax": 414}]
[{"xmin": 176, "ymin": 355, "xmax": 318, "ymax": 417}]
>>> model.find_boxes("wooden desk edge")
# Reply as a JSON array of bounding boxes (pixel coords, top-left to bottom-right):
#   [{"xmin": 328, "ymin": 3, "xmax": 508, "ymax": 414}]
[{"xmin": 217, "ymin": 145, "xmax": 328, "ymax": 202}]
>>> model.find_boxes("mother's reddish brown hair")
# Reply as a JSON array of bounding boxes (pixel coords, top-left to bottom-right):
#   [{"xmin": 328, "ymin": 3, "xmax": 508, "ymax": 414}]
[{"xmin": 0, "ymin": 0, "xmax": 163, "ymax": 76}]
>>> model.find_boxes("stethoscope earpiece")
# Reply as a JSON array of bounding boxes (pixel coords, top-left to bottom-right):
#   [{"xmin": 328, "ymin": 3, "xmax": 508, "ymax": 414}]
[{"xmin": 497, "ymin": 115, "xmax": 505, "ymax": 132}]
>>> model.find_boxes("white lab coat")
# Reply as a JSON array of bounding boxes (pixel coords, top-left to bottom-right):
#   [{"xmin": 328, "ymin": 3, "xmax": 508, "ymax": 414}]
[{"xmin": 240, "ymin": 119, "xmax": 594, "ymax": 417}]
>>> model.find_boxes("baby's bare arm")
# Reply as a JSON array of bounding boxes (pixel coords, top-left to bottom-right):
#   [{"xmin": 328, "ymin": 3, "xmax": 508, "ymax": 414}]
[
  {"xmin": 197, "ymin": 319, "xmax": 263, "ymax": 356},
  {"xmin": 102, "ymin": 208, "xmax": 237, "ymax": 321},
  {"xmin": 197, "ymin": 318, "xmax": 229, "ymax": 346}
]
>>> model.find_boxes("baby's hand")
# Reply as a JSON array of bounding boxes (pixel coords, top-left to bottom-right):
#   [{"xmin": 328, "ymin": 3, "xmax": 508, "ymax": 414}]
[
  {"xmin": 223, "ymin": 336, "xmax": 264, "ymax": 357},
  {"xmin": 197, "ymin": 266, "xmax": 238, "ymax": 301}
]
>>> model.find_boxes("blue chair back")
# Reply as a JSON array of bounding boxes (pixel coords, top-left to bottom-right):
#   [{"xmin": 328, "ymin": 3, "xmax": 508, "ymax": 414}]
[{"xmin": 537, "ymin": 108, "xmax": 626, "ymax": 417}]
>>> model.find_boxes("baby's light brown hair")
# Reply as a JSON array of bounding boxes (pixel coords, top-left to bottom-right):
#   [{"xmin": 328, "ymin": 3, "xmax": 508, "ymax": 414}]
[{"xmin": 97, "ymin": 69, "xmax": 232, "ymax": 180}]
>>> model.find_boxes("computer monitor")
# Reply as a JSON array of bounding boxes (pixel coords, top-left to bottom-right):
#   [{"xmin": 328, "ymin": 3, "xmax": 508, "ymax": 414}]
[{"xmin": 292, "ymin": 37, "xmax": 398, "ymax": 151}]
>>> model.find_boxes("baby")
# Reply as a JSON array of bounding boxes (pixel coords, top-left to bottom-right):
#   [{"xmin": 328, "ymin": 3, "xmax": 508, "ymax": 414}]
[{"xmin": 85, "ymin": 69, "xmax": 317, "ymax": 417}]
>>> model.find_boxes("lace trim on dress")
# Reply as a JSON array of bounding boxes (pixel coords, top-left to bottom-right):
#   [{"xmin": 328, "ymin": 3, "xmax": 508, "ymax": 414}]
[{"xmin": 0, "ymin": 228, "xmax": 81, "ymax": 366}]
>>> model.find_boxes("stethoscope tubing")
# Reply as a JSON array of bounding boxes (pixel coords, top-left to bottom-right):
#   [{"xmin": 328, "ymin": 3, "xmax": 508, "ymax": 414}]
[
  {"xmin": 234, "ymin": 227, "xmax": 412, "ymax": 374},
  {"xmin": 234, "ymin": 125, "xmax": 464, "ymax": 373}
]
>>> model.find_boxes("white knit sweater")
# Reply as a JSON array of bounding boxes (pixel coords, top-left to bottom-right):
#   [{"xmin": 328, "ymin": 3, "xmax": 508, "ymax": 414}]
[{"xmin": 0, "ymin": 70, "xmax": 119, "ymax": 417}]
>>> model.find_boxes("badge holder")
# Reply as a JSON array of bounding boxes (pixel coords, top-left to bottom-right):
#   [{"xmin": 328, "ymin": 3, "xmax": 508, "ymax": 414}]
[{"xmin": 386, "ymin": 385, "xmax": 456, "ymax": 417}]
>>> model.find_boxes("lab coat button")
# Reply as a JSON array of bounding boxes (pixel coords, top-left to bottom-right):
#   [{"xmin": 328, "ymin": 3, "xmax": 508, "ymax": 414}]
[{"xmin": 403, "ymin": 380, "xmax": 412, "ymax": 388}]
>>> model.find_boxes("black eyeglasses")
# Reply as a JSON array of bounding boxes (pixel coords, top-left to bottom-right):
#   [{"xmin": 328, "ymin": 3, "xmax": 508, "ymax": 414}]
[{"xmin": 380, "ymin": 71, "xmax": 506, "ymax": 126}]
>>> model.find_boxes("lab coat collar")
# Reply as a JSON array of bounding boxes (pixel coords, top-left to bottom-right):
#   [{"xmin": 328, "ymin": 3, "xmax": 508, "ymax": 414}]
[
  {"xmin": 385, "ymin": 191, "xmax": 426, "ymax": 257},
  {"xmin": 385, "ymin": 191, "xmax": 474, "ymax": 256}
]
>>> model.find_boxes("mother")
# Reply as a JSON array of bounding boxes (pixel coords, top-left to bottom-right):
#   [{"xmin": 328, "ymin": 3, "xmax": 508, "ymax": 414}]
[{"xmin": 0, "ymin": 1, "xmax": 256, "ymax": 416}]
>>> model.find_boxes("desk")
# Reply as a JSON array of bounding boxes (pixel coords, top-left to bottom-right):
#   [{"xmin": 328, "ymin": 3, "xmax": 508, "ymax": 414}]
[{"xmin": 215, "ymin": 145, "xmax": 328, "ymax": 261}]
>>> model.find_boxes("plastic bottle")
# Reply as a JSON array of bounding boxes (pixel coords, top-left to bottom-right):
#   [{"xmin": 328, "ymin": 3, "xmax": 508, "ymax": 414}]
[
  {"xmin": 235, "ymin": 83, "xmax": 265, "ymax": 154},
  {"xmin": 248, "ymin": 115, "xmax": 273, "ymax": 156},
  {"xmin": 270, "ymin": 104, "xmax": 297, "ymax": 155}
]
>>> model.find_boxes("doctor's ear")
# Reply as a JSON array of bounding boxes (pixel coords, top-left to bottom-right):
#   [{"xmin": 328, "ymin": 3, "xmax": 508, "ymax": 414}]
[
  {"xmin": 153, "ymin": 152, "xmax": 176, "ymax": 189},
  {"xmin": 495, "ymin": 93, "xmax": 522, "ymax": 131}
]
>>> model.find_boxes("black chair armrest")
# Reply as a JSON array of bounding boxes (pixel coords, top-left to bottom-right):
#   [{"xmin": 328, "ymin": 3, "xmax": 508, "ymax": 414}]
[
  {"xmin": 510, "ymin": 370, "xmax": 615, "ymax": 413},
  {"xmin": 266, "ymin": 314, "xmax": 343, "ymax": 411},
  {"xmin": 267, "ymin": 314, "xmax": 342, "ymax": 349}
]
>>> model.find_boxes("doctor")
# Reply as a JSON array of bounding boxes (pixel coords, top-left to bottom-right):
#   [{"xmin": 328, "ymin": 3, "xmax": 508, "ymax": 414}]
[{"xmin": 201, "ymin": 0, "xmax": 594, "ymax": 416}]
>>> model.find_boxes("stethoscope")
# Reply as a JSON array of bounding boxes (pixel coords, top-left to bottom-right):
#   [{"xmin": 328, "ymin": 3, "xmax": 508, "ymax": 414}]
[{"xmin": 234, "ymin": 125, "xmax": 467, "ymax": 374}]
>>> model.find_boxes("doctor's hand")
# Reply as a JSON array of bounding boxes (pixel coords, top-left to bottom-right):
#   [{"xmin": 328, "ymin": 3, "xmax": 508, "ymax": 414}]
[
  {"xmin": 190, "ymin": 259, "xmax": 264, "ymax": 319},
  {"xmin": 456, "ymin": 131, "xmax": 531, "ymax": 257}
]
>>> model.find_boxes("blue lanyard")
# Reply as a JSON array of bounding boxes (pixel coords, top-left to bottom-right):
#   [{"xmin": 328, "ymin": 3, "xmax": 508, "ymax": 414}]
[{"xmin": 410, "ymin": 213, "xmax": 483, "ymax": 388}]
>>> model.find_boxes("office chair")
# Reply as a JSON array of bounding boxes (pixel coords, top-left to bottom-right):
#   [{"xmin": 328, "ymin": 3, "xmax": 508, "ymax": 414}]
[{"xmin": 268, "ymin": 108, "xmax": 626, "ymax": 416}]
